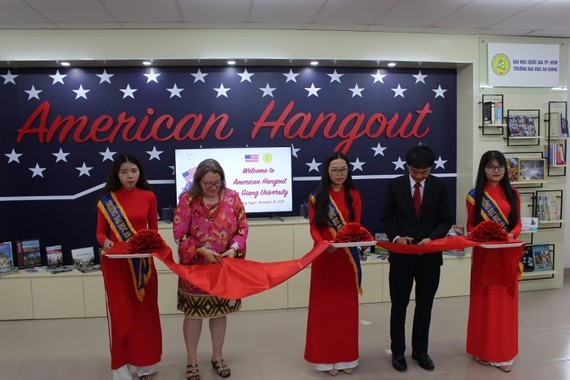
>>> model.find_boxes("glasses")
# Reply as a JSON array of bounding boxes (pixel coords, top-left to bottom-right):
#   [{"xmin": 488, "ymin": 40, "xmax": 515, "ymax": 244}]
[
  {"xmin": 486, "ymin": 165, "xmax": 505, "ymax": 172},
  {"xmin": 329, "ymin": 168, "xmax": 349, "ymax": 175},
  {"xmin": 201, "ymin": 180, "xmax": 222, "ymax": 188}
]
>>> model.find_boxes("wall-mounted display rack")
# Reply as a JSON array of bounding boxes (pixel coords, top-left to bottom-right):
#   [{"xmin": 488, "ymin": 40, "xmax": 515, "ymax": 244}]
[
  {"xmin": 505, "ymin": 151, "xmax": 546, "ymax": 188},
  {"xmin": 520, "ymin": 243, "xmax": 556, "ymax": 281},
  {"xmin": 505, "ymin": 109, "xmax": 541, "ymax": 147},
  {"xmin": 535, "ymin": 189, "xmax": 564, "ymax": 230},
  {"xmin": 544, "ymin": 101, "xmax": 568, "ymax": 177},
  {"xmin": 479, "ymin": 94, "xmax": 505, "ymax": 135}
]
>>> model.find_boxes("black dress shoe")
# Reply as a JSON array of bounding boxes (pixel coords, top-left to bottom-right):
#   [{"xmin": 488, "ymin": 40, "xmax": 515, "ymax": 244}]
[
  {"xmin": 412, "ymin": 351, "xmax": 435, "ymax": 370},
  {"xmin": 392, "ymin": 354, "xmax": 407, "ymax": 372}
]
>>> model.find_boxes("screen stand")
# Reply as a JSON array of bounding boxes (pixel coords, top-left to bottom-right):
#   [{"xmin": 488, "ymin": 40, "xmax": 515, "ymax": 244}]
[{"xmin": 269, "ymin": 214, "xmax": 284, "ymax": 222}]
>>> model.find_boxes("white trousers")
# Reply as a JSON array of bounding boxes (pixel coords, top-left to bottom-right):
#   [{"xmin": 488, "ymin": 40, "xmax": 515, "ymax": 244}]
[
  {"xmin": 489, "ymin": 359, "xmax": 514, "ymax": 366},
  {"xmin": 112, "ymin": 363, "xmax": 159, "ymax": 380},
  {"xmin": 315, "ymin": 359, "xmax": 359, "ymax": 371}
]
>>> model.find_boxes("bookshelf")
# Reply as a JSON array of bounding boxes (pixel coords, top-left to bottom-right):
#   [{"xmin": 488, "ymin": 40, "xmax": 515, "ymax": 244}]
[
  {"xmin": 480, "ymin": 94, "xmax": 565, "ymax": 287},
  {"xmin": 518, "ymin": 189, "xmax": 563, "ymax": 282}
]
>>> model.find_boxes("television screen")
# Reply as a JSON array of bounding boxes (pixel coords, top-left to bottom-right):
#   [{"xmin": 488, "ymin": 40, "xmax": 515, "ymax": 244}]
[{"xmin": 175, "ymin": 147, "xmax": 293, "ymax": 215}]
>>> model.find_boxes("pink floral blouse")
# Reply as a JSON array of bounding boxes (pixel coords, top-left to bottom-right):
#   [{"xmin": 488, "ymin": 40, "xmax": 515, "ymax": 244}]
[{"xmin": 173, "ymin": 188, "xmax": 248, "ymax": 266}]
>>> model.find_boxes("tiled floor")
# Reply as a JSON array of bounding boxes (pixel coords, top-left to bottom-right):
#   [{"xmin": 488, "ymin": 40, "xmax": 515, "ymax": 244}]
[{"xmin": 1, "ymin": 280, "xmax": 570, "ymax": 380}]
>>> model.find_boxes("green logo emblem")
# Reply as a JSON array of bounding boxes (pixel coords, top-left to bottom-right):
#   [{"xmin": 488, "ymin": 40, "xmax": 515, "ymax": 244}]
[{"xmin": 491, "ymin": 53, "xmax": 510, "ymax": 76}]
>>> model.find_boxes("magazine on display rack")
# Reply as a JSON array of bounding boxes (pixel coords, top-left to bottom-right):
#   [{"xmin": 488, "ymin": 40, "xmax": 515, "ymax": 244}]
[
  {"xmin": 15, "ymin": 238, "xmax": 41, "ymax": 270},
  {"xmin": 0, "ymin": 241, "xmax": 17, "ymax": 276},
  {"xmin": 71, "ymin": 247, "xmax": 100, "ymax": 273}
]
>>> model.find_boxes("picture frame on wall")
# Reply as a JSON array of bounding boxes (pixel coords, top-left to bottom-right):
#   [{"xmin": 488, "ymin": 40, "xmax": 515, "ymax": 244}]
[
  {"xmin": 518, "ymin": 158, "xmax": 546, "ymax": 181},
  {"xmin": 507, "ymin": 114, "xmax": 538, "ymax": 137}
]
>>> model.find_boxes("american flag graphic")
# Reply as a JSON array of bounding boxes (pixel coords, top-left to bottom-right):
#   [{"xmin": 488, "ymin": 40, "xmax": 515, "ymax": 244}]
[
  {"xmin": 245, "ymin": 154, "xmax": 259, "ymax": 162},
  {"xmin": 182, "ymin": 167, "xmax": 197, "ymax": 183},
  {"xmin": 0, "ymin": 66, "xmax": 457, "ymax": 264}
]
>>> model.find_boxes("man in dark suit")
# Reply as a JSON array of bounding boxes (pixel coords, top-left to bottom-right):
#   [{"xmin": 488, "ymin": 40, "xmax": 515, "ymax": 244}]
[{"xmin": 380, "ymin": 145, "xmax": 452, "ymax": 372}]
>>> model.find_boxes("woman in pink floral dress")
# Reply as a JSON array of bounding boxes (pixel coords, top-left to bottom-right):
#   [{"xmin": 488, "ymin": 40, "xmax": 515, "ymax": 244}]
[{"xmin": 173, "ymin": 158, "xmax": 248, "ymax": 380}]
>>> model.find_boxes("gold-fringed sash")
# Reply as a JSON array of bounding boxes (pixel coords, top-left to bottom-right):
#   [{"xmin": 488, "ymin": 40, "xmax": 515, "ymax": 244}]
[
  {"xmin": 466, "ymin": 189, "xmax": 509, "ymax": 229},
  {"xmin": 310, "ymin": 192, "xmax": 363, "ymax": 295},
  {"xmin": 98, "ymin": 192, "xmax": 152, "ymax": 302}
]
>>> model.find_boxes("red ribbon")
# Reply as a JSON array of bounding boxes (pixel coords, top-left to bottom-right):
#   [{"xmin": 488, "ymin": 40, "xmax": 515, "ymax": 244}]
[
  {"xmin": 375, "ymin": 235, "xmax": 483, "ymax": 254},
  {"xmin": 106, "ymin": 236, "xmax": 523, "ymax": 299}
]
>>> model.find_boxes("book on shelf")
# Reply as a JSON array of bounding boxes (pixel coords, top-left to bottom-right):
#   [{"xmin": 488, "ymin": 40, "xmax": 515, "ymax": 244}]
[
  {"xmin": 0, "ymin": 241, "xmax": 17, "ymax": 276},
  {"xmin": 554, "ymin": 143, "xmax": 566, "ymax": 165},
  {"xmin": 0, "ymin": 269, "xmax": 18, "ymax": 277},
  {"xmin": 495, "ymin": 101, "xmax": 503, "ymax": 124},
  {"xmin": 71, "ymin": 246, "xmax": 100, "ymax": 273},
  {"xmin": 372, "ymin": 232, "xmax": 389, "ymax": 259},
  {"xmin": 557, "ymin": 144, "xmax": 566, "ymax": 165},
  {"xmin": 506, "ymin": 157, "xmax": 519, "ymax": 182},
  {"xmin": 15, "ymin": 238, "xmax": 42, "ymax": 269},
  {"xmin": 47, "ymin": 265, "xmax": 73, "ymax": 274},
  {"xmin": 544, "ymin": 143, "xmax": 566, "ymax": 166},
  {"xmin": 521, "ymin": 217, "xmax": 539, "ymax": 232},
  {"xmin": 547, "ymin": 112, "xmax": 564, "ymax": 137},
  {"xmin": 46, "ymin": 245, "xmax": 63, "ymax": 267},
  {"xmin": 443, "ymin": 225, "xmax": 466, "ymax": 256},
  {"xmin": 536, "ymin": 194, "xmax": 561, "ymax": 222},
  {"xmin": 23, "ymin": 266, "xmax": 45, "ymax": 273},
  {"xmin": 546, "ymin": 195, "xmax": 561, "ymax": 221},
  {"xmin": 482, "ymin": 101, "xmax": 503, "ymax": 125},
  {"xmin": 507, "ymin": 114, "xmax": 537, "ymax": 137},
  {"xmin": 536, "ymin": 195, "xmax": 545, "ymax": 221},
  {"xmin": 521, "ymin": 245, "xmax": 535, "ymax": 272},
  {"xmin": 483, "ymin": 101, "xmax": 493, "ymax": 123},
  {"xmin": 532, "ymin": 244, "xmax": 553, "ymax": 271},
  {"xmin": 45, "ymin": 244, "xmax": 72, "ymax": 273}
]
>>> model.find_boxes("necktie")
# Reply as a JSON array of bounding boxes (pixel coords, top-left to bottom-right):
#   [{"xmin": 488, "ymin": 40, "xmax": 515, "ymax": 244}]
[{"xmin": 413, "ymin": 182, "xmax": 421, "ymax": 217}]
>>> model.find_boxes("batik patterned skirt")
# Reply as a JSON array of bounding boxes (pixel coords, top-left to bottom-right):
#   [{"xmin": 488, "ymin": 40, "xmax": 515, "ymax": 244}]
[{"xmin": 178, "ymin": 289, "xmax": 241, "ymax": 318}]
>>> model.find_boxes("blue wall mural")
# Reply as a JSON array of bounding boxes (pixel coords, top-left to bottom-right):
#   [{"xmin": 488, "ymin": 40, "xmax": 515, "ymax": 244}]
[{"xmin": 0, "ymin": 66, "xmax": 457, "ymax": 264}]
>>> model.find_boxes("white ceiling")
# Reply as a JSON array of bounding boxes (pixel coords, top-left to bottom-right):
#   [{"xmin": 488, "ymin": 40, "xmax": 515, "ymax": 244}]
[{"xmin": 1, "ymin": 0, "xmax": 570, "ymax": 38}]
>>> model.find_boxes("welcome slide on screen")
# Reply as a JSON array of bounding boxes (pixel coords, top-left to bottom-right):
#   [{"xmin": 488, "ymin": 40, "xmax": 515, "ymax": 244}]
[{"xmin": 175, "ymin": 147, "xmax": 293, "ymax": 214}]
